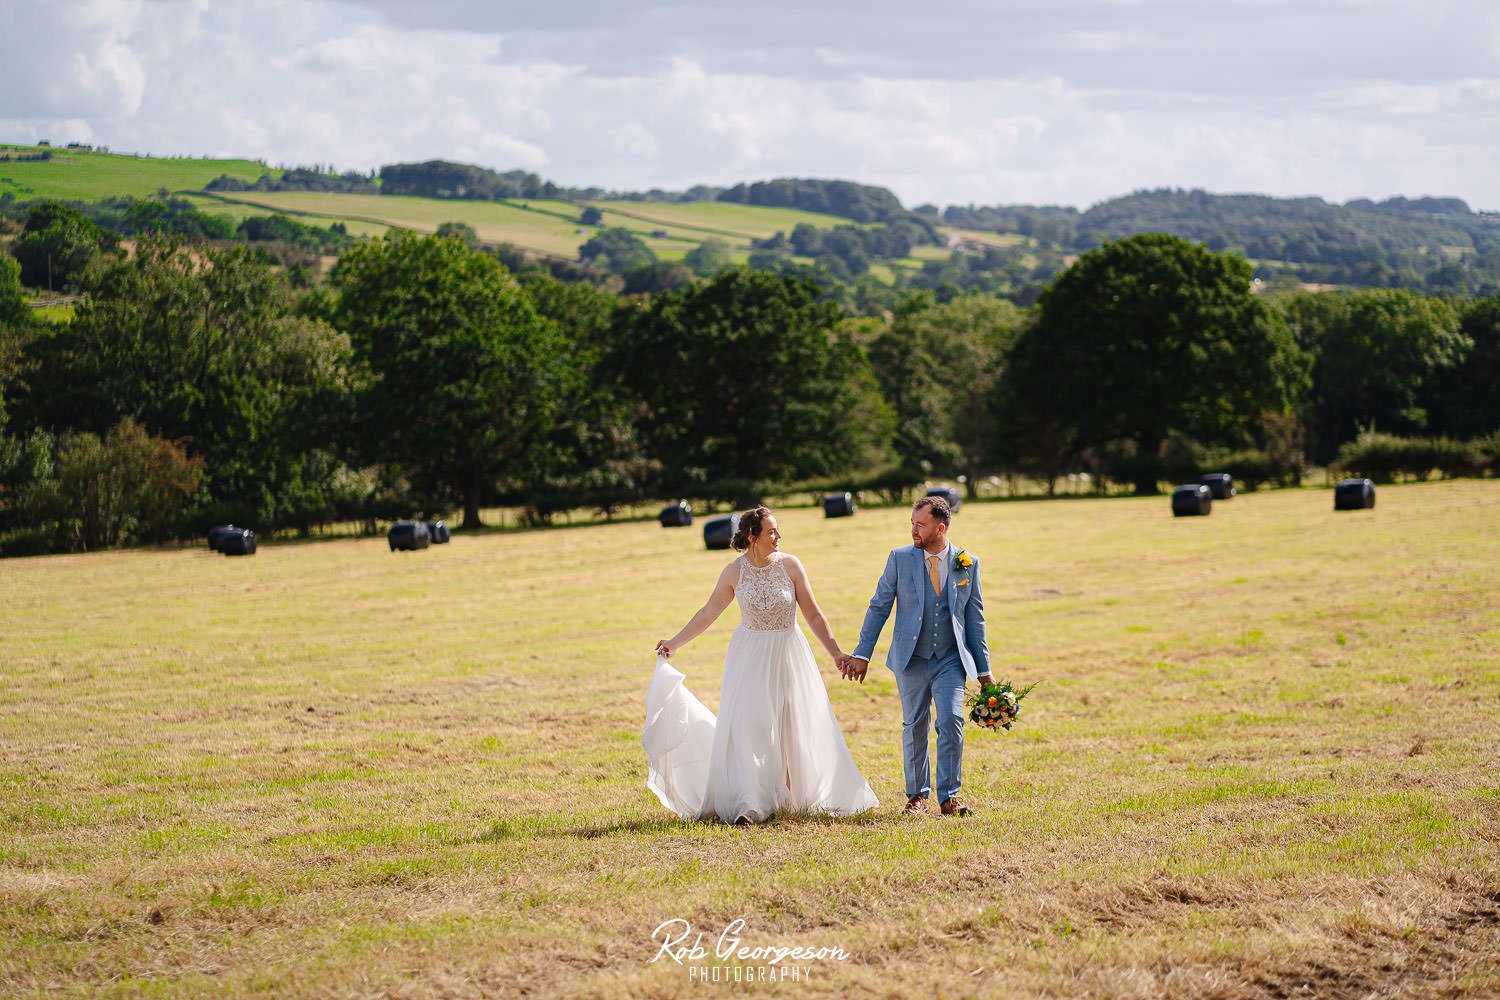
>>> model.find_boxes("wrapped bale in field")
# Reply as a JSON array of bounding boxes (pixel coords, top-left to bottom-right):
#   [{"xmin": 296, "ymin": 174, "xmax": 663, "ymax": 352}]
[
  {"xmin": 1334, "ymin": 478, "xmax": 1376, "ymax": 510},
  {"xmin": 924, "ymin": 485, "xmax": 962, "ymax": 512},
  {"xmin": 427, "ymin": 520, "xmax": 451, "ymax": 544},
  {"xmin": 1171, "ymin": 484, "xmax": 1213, "ymax": 517},
  {"xmin": 659, "ymin": 501, "xmax": 693, "ymax": 528},
  {"xmin": 389, "ymin": 520, "xmax": 431, "ymax": 551},
  {"xmin": 220, "ymin": 528, "xmax": 256, "ymax": 556},
  {"xmin": 703, "ymin": 515, "xmax": 734, "ymax": 551},
  {"xmin": 823, "ymin": 492, "xmax": 856, "ymax": 518},
  {"xmin": 207, "ymin": 525, "xmax": 241, "ymax": 552},
  {"xmin": 1199, "ymin": 473, "xmax": 1235, "ymax": 500}
]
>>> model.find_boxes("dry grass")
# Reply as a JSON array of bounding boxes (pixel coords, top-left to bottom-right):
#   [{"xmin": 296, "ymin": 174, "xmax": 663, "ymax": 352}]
[{"xmin": 2, "ymin": 481, "xmax": 1497, "ymax": 998}]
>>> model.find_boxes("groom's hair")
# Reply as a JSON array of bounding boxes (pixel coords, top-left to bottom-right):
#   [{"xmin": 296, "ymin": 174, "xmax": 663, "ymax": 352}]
[{"xmin": 912, "ymin": 496, "xmax": 951, "ymax": 526}]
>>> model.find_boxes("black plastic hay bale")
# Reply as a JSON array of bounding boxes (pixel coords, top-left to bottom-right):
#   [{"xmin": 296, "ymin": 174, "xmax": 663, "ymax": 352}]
[
  {"xmin": 1171, "ymin": 484, "xmax": 1213, "ymax": 516},
  {"xmin": 1199, "ymin": 473, "xmax": 1236, "ymax": 500},
  {"xmin": 207, "ymin": 525, "xmax": 240, "ymax": 552},
  {"xmin": 659, "ymin": 501, "xmax": 693, "ymax": 528},
  {"xmin": 1334, "ymin": 478, "xmax": 1376, "ymax": 510},
  {"xmin": 823, "ymin": 492, "xmax": 856, "ymax": 518},
  {"xmin": 388, "ymin": 520, "xmax": 431, "ymax": 551},
  {"xmin": 426, "ymin": 520, "xmax": 451, "ymax": 544},
  {"xmin": 924, "ymin": 486, "xmax": 962, "ymax": 512},
  {"xmin": 703, "ymin": 515, "xmax": 734, "ymax": 551},
  {"xmin": 219, "ymin": 528, "xmax": 256, "ymax": 556}
]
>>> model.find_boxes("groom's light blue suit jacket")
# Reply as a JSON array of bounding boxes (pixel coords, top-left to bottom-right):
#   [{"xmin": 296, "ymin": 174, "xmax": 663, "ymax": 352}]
[{"xmin": 852, "ymin": 545, "xmax": 991, "ymax": 681}]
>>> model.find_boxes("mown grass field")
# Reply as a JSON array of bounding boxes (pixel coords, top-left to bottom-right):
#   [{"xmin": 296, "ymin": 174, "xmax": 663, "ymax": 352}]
[
  {"xmin": 185, "ymin": 192, "xmax": 593, "ymax": 258},
  {"xmin": 584, "ymin": 201, "xmax": 877, "ymax": 241},
  {"xmin": 3, "ymin": 481, "xmax": 1497, "ymax": 998},
  {"xmin": 0, "ymin": 146, "xmax": 271, "ymax": 202},
  {"xmin": 193, "ymin": 192, "xmax": 872, "ymax": 264},
  {"xmin": 1, "ymin": 146, "xmax": 966, "ymax": 275},
  {"xmin": 178, "ymin": 195, "xmax": 391, "ymax": 240}
]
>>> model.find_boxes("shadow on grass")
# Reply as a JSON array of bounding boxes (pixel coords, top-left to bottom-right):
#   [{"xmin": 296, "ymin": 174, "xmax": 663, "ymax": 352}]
[{"xmin": 472, "ymin": 808, "xmax": 893, "ymax": 843}]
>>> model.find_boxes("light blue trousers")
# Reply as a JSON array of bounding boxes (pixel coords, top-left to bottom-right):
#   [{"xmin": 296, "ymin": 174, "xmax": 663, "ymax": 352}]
[{"xmin": 894, "ymin": 649, "xmax": 967, "ymax": 801}]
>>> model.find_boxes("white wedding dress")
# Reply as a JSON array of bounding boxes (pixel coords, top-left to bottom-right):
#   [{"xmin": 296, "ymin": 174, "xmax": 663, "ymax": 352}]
[{"xmin": 643, "ymin": 553, "xmax": 879, "ymax": 823}]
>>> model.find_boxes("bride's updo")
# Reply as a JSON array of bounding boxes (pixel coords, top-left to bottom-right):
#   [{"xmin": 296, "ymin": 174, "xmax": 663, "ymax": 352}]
[{"xmin": 731, "ymin": 505, "xmax": 773, "ymax": 551}]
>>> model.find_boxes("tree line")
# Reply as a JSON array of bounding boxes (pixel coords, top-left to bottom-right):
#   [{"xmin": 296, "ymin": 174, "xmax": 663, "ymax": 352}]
[
  {"xmin": 210, "ymin": 157, "xmax": 1500, "ymax": 297},
  {"xmin": 1, "ymin": 219, "xmax": 1496, "ymax": 555},
  {"xmin": 931, "ymin": 189, "xmax": 1500, "ymax": 296},
  {"xmin": 0, "ymin": 198, "xmax": 354, "ymax": 294}
]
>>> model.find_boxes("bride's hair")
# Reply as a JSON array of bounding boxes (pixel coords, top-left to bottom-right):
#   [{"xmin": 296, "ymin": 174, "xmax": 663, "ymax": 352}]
[{"xmin": 731, "ymin": 505, "xmax": 773, "ymax": 551}]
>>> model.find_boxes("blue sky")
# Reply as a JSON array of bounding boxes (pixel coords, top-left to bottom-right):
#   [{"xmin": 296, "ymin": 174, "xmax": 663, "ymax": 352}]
[{"xmin": 2, "ymin": 0, "xmax": 1498, "ymax": 210}]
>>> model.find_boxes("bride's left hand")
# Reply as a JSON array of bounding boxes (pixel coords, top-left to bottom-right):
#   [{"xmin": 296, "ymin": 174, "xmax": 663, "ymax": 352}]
[{"xmin": 656, "ymin": 639, "xmax": 674, "ymax": 659}]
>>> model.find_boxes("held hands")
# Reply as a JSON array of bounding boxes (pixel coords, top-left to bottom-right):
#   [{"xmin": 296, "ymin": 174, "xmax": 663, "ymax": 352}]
[{"xmin": 838, "ymin": 655, "xmax": 870, "ymax": 683}]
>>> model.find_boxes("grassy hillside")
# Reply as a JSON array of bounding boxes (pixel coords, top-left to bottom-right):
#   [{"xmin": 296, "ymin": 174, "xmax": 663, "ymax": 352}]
[
  {"xmin": 2, "ymin": 481, "xmax": 1497, "ymax": 996},
  {"xmin": 189, "ymin": 191, "xmax": 875, "ymax": 263},
  {"xmin": 0, "ymin": 146, "xmax": 935, "ymax": 270},
  {"xmin": 584, "ymin": 200, "xmax": 875, "ymax": 241},
  {"xmin": 178, "ymin": 195, "xmax": 390, "ymax": 240},
  {"xmin": 0, "ymin": 145, "xmax": 272, "ymax": 202}
]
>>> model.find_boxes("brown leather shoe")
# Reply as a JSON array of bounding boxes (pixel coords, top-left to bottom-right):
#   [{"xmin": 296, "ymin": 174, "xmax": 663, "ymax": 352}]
[
  {"xmin": 901, "ymin": 795, "xmax": 929, "ymax": 817},
  {"xmin": 940, "ymin": 797, "xmax": 973, "ymax": 817}
]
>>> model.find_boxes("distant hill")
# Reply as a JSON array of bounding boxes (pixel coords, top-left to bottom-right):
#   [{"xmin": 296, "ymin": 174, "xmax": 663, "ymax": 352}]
[
  {"xmin": 1074, "ymin": 188, "xmax": 1500, "ymax": 293},
  {"xmin": 3, "ymin": 144, "xmax": 1499, "ymax": 296},
  {"xmin": 717, "ymin": 178, "xmax": 908, "ymax": 224},
  {"xmin": 938, "ymin": 187, "xmax": 1500, "ymax": 295},
  {"xmin": 0, "ymin": 143, "xmax": 272, "ymax": 201},
  {"xmin": 1078, "ymin": 188, "xmax": 1496, "ymax": 254}
]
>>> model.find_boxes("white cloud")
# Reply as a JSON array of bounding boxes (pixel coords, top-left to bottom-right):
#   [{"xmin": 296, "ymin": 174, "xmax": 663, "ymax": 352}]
[
  {"xmin": 1, "ymin": 0, "xmax": 1498, "ymax": 210},
  {"xmin": 0, "ymin": 0, "xmax": 148, "ymax": 118}
]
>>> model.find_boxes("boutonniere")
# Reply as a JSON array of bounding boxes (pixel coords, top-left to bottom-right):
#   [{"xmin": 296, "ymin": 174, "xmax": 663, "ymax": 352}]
[{"xmin": 954, "ymin": 550, "xmax": 974, "ymax": 572}]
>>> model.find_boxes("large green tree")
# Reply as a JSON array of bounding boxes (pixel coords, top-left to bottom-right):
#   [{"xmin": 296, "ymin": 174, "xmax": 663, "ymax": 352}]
[
  {"xmin": 0, "ymin": 254, "xmax": 31, "ymax": 420},
  {"xmin": 516, "ymin": 272, "xmax": 652, "ymax": 520},
  {"xmin": 866, "ymin": 292, "xmax": 1023, "ymax": 494},
  {"xmin": 1280, "ymin": 288, "xmax": 1468, "ymax": 461},
  {"xmin": 1423, "ymin": 296, "xmax": 1500, "ymax": 440},
  {"xmin": 329, "ymin": 232, "xmax": 571, "ymax": 528},
  {"xmin": 12, "ymin": 201, "xmax": 116, "ymax": 293},
  {"xmin": 605, "ymin": 267, "xmax": 879, "ymax": 500},
  {"xmin": 26, "ymin": 418, "xmax": 203, "ymax": 551},
  {"xmin": 1000, "ymin": 233, "xmax": 1307, "ymax": 493},
  {"xmin": 0, "ymin": 254, "xmax": 46, "ymax": 532},
  {"xmin": 683, "ymin": 238, "xmax": 734, "ymax": 276},
  {"xmin": 21, "ymin": 237, "xmax": 351, "ymax": 529},
  {"xmin": 0, "ymin": 254, "xmax": 26, "ymax": 327},
  {"xmin": 579, "ymin": 227, "xmax": 656, "ymax": 275}
]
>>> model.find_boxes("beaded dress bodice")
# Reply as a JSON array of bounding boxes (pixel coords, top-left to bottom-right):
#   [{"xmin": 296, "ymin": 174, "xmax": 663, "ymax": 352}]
[{"xmin": 736, "ymin": 554, "xmax": 797, "ymax": 631}]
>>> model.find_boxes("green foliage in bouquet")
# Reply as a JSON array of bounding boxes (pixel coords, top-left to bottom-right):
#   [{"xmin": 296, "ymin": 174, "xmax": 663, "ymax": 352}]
[{"xmin": 967, "ymin": 678, "xmax": 1038, "ymax": 731}]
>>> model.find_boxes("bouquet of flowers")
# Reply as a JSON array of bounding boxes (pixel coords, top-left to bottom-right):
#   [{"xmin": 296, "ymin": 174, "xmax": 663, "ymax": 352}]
[{"xmin": 967, "ymin": 679, "xmax": 1038, "ymax": 731}]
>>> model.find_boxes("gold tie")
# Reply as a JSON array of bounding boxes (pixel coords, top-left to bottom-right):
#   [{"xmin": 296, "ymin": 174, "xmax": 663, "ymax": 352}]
[{"xmin": 927, "ymin": 555, "xmax": 941, "ymax": 595}]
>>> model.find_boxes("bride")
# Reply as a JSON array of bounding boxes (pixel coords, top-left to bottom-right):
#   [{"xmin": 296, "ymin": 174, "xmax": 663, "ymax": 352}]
[{"xmin": 644, "ymin": 505, "xmax": 878, "ymax": 824}]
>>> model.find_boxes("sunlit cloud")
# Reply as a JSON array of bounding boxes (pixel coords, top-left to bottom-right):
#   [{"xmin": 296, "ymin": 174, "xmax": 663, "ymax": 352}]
[{"xmin": 0, "ymin": 0, "xmax": 1497, "ymax": 209}]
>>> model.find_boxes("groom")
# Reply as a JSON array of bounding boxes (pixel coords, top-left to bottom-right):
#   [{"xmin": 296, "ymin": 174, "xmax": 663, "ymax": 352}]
[{"xmin": 841, "ymin": 496, "xmax": 993, "ymax": 818}]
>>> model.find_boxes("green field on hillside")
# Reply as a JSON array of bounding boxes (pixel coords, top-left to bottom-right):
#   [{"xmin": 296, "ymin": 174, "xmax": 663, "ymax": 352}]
[
  {"xmin": 194, "ymin": 191, "xmax": 593, "ymax": 257},
  {"xmin": 946, "ymin": 228, "xmax": 1028, "ymax": 249},
  {"xmin": 178, "ymin": 195, "xmax": 391, "ymax": 240},
  {"xmin": 196, "ymin": 192, "xmax": 875, "ymax": 262},
  {"xmin": 2, "ymin": 481, "xmax": 1496, "ymax": 996},
  {"xmin": 0, "ymin": 147, "xmax": 967, "ymax": 277},
  {"xmin": 585, "ymin": 200, "xmax": 872, "ymax": 241},
  {"xmin": 0, "ymin": 146, "xmax": 272, "ymax": 202}
]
